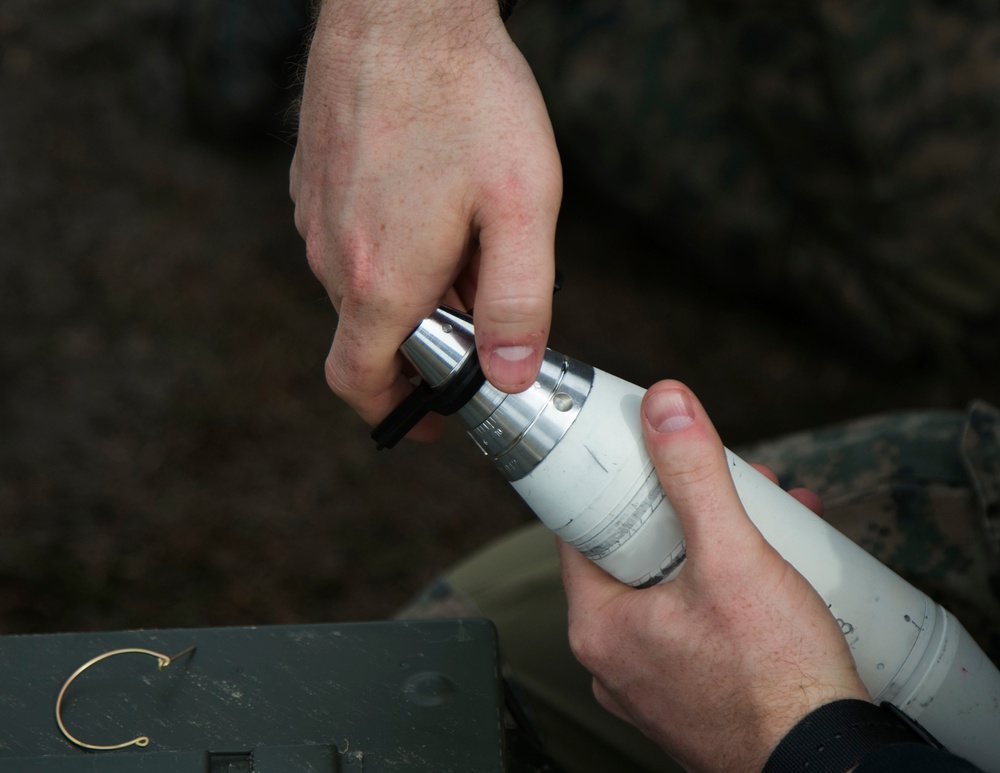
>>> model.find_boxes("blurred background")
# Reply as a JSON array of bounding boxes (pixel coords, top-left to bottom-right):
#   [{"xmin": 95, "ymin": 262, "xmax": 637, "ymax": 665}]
[{"xmin": 1, "ymin": 0, "xmax": 997, "ymax": 636}]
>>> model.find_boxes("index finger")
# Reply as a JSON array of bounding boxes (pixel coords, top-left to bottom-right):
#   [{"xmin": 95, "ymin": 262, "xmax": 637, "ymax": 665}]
[
  {"xmin": 325, "ymin": 292, "xmax": 454, "ymax": 442},
  {"xmin": 558, "ymin": 537, "xmax": 631, "ymax": 622}
]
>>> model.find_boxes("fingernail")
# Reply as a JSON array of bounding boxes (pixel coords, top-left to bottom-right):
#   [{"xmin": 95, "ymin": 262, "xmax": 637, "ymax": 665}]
[
  {"xmin": 645, "ymin": 389, "xmax": 695, "ymax": 433},
  {"xmin": 488, "ymin": 345, "xmax": 537, "ymax": 390}
]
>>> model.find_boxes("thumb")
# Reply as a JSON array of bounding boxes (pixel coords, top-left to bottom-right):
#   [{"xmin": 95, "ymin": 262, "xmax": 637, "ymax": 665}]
[
  {"xmin": 640, "ymin": 381, "xmax": 767, "ymax": 579},
  {"xmin": 471, "ymin": 177, "xmax": 560, "ymax": 394}
]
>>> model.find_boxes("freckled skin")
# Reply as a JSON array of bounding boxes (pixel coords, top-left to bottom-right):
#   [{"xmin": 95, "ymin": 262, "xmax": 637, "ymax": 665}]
[
  {"xmin": 560, "ymin": 381, "xmax": 868, "ymax": 773},
  {"xmin": 290, "ymin": 0, "xmax": 562, "ymax": 435}
]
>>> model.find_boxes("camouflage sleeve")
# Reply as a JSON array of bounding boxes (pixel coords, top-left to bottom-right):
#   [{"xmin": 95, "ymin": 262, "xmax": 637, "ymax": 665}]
[
  {"xmin": 508, "ymin": 2, "xmax": 1000, "ymax": 367},
  {"xmin": 739, "ymin": 399, "xmax": 1000, "ymax": 662}
]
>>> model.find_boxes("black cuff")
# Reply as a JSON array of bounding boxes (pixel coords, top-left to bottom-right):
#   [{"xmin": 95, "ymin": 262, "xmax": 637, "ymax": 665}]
[
  {"xmin": 498, "ymin": 0, "xmax": 518, "ymax": 21},
  {"xmin": 763, "ymin": 700, "xmax": 940, "ymax": 773}
]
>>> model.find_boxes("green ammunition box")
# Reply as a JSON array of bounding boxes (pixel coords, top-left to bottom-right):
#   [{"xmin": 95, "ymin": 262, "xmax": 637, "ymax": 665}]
[{"xmin": 0, "ymin": 619, "xmax": 508, "ymax": 772}]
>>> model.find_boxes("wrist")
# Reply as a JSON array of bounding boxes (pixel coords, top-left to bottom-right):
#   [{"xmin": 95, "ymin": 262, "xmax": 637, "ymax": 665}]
[
  {"xmin": 309, "ymin": 0, "xmax": 508, "ymax": 87},
  {"xmin": 318, "ymin": 0, "xmax": 501, "ymax": 39}
]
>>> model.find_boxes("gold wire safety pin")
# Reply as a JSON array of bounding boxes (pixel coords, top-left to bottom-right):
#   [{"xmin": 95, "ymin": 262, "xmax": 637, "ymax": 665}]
[{"xmin": 55, "ymin": 645, "xmax": 196, "ymax": 751}]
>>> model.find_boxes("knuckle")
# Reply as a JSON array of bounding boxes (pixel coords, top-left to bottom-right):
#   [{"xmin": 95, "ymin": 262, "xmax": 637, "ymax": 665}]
[
  {"xmin": 333, "ymin": 228, "xmax": 383, "ymax": 302},
  {"xmin": 591, "ymin": 680, "xmax": 619, "ymax": 716},
  {"xmin": 673, "ymin": 458, "xmax": 721, "ymax": 489},
  {"xmin": 478, "ymin": 292, "xmax": 549, "ymax": 326},
  {"xmin": 491, "ymin": 163, "xmax": 561, "ymax": 211},
  {"xmin": 324, "ymin": 337, "xmax": 374, "ymax": 399},
  {"xmin": 656, "ymin": 448, "xmax": 724, "ymax": 494},
  {"xmin": 302, "ymin": 220, "xmax": 383, "ymax": 305},
  {"xmin": 324, "ymin": 351, "xmax": 356, "ymax": 400},
  {"xmin": 304, "ymin": 236, "xmax": 326, "ymax": 282},
  {"xmin": 288, "ymin": 157, "xmax": 300, "ymax": 202},
  {"xmin": 567, "ymin": 619, "xmax": 608, "ymax": 671},
  {"xmin": 324, "ymin": 330, "xmax": 397, "ymax": 417}
]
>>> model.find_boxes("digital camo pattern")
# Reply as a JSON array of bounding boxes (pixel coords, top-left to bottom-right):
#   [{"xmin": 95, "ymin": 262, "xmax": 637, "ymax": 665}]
[
  {"xmin": 509, "ymin": 1, "xmax": 1000, "ymax": 366},
  {"xmin": 740, "ymin": 400, "xmax": 1000, "ymax": 662}
]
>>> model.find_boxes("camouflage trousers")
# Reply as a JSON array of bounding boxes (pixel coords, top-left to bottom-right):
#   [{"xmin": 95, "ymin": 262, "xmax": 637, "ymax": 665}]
[
  {"xmin": 398, "ymin": 401, "xmax": 1000, "ymax": 773},
  {"xmin": 507, "ymin": 1, "xmax": 1000, "ymax": 368}
]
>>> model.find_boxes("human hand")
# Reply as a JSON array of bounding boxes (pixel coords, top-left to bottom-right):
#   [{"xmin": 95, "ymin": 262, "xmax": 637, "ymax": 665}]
[
  {"xmin": 290, "ymin": 0, "xmax": 562, "ymax": 439},
  {"xmin": 559, "ymin": 380, "xmax": 869, "ymax": 773}
]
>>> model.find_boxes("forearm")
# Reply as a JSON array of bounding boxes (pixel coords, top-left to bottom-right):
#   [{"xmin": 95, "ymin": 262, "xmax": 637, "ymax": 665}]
[{"xmin": 313, "ymin": 0, "xmax": 502, "ymax": 42}]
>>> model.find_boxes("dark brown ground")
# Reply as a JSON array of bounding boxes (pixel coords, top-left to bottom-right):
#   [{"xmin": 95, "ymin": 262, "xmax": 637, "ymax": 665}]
[{"xmin": 1, "ymin": 1, "xmax": 996, "ymax": 636}]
